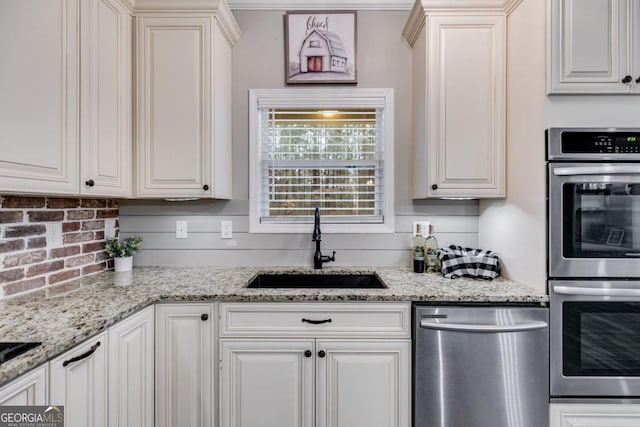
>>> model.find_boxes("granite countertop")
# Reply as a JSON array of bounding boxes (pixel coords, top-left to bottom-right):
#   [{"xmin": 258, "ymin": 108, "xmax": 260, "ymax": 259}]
[{"xmin": 0, "ymin": 266, "xmax": 547, "ymax": 387}]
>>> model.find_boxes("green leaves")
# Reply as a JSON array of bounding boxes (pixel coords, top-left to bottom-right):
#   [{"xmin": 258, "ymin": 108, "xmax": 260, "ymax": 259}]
[{"xmin": 105, "ymin": 236, "xmax": 142, "ymax": 258}]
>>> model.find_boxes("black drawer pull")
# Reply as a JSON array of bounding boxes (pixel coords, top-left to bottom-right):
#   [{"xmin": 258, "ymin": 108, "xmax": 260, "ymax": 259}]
[
  {"xmin": 63, "ymin": 341, "xmax": 100, "ymax": 367},
  {"xmin": 302, "ymin": 318, "xmax": 332, "ymax": 325}
]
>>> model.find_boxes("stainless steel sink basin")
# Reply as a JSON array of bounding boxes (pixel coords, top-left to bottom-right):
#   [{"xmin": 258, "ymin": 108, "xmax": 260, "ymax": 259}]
[{"xmin": 246, "ymin": 273, "xmax": 387, "ymax": 289}]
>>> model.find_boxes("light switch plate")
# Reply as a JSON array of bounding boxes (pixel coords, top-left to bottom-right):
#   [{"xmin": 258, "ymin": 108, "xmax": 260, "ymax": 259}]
[
  {"xmin": 176, "ymin": 220, "xmax": 188, "ymax": 239},
  {"xmin": 221, "ymin": 220, "xmax": 232, "ymax": 239}
]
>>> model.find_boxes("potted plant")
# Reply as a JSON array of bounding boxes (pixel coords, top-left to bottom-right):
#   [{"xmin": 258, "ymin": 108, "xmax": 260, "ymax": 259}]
[{"xmin": 105, "ymin": 236, "xmax": 142, "ymax": 272}]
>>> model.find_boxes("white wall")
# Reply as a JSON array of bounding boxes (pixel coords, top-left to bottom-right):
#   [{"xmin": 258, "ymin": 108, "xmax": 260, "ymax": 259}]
[{"xmin": 120, "ymin": 10, "xmax": 479, "ymax": 268}]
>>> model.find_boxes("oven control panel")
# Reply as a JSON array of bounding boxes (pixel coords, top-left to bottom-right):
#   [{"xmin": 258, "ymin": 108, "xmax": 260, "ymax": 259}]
[{"xmin": 561, "ymin": 131, "xmax": 640, "ymax": 154}]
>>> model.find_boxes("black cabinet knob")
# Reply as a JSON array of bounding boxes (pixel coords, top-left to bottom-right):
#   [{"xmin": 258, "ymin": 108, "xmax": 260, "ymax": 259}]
[
  {"xmin": 431, "ymin": 184, "xmax": 438, "ymax": 190},
  {"xmin": 201, "ymin": 313, "xmax": 208, "ymax": 321},
  {"xmin": 85, "ymin": 179, "xmax": 95, "ymax": 187},
  {"xmin": 636, "ymin": 76, "xmax": 640, "ymax": 84},
  {"xmin": 622, "ymin": 75, "xmax": 633, "ymax": 83},
  {"xmin": 202, "ymin": 184, "xmax": 209, "ymax": 191},
  {"xmin": 318, "ymin": 350, "xmax": 326, "ymax": 358},
  {"xmin": 304, "ymin": 350, "xmax": 312, "ymax": 358}
]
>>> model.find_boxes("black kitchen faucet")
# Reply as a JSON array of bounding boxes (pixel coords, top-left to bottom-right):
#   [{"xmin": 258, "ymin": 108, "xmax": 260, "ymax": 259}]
[{"xmin": 312, "ymin": 207, "xmax": 336, "ymax": 269}]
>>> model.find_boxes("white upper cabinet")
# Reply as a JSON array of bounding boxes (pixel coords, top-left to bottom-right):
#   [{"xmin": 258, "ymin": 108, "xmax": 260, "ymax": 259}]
[
  {"xmin": 548, "ymin": 0, "xmax": 640, "ymax": 94},
  {"xmin": 403, "ymin": 1, "xmax": 512, "ymax": 199},
  {"xmin": 81, "ymin": 0, "xmax": 133, "ymax": 197},
  {"xmin": 134, "ymin": 0, "xmax": 240, "ymax": 198},
  {"xmin": 0, "ymin": 0, "xmax": 132, "ymax": 197},
  {"xmin": 0, "ymin": 0, "xmax": 80, "ymax": 195}
]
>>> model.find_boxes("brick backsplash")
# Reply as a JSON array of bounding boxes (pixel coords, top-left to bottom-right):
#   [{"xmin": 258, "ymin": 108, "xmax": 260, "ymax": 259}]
[{"xmin": 0, "ymin": 195, "xmax": 119, "ymax": 298}]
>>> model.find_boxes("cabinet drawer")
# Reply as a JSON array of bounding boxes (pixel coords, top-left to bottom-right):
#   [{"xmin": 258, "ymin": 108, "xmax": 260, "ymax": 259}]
[{"xmin": 220, "ymin": 302, "xmax": 411, "ymax": 338}]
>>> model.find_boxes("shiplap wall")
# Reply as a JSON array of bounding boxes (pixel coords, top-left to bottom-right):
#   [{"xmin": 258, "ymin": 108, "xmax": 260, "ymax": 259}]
[
  {"xmin": 119, "ymin": 11, "xmax": 480, "ymax": 267},
  {"xmin": 120, "ymin": 200, "xmax": 478, "ymax": 267}
]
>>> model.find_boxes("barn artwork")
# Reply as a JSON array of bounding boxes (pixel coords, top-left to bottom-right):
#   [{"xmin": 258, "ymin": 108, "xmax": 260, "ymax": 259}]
[{"xmin": 285, "ymin": 11, "xmax": 357, "ymax": 84}]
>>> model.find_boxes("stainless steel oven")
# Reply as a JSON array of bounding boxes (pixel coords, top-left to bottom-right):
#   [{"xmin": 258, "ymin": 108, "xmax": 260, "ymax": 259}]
[
  {"xmin": 547, "ymin": 128, "xmax": 640, "ymax": 278},
  {"xmin": 550, "ymin": 280, "xmax": 640, "ymax": 397}
]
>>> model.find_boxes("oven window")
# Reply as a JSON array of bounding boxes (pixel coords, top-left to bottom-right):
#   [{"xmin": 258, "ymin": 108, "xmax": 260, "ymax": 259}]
[
  {"xmin": 563, "ymin": 302, "xmax": 640, "ymax": 376},
  {"xmin": 563, "ymin": 182, "xmax": 640, "ymax": 258}
]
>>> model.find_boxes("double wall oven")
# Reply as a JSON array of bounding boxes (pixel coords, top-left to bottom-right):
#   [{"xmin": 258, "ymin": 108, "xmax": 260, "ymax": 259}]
[{"xmin": 548, "ymin": 128, "xmax": 640, "ymax": 399}]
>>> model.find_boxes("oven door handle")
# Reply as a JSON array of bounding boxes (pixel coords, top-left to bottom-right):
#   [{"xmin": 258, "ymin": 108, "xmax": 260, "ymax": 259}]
[
  {"xmin": 553, "ymin": 165, "xmax": 640, "ymax": 176},
  {"xmin": 419, "ymin": 319, "xmax": 548, "ymax": 333},
  {"xmin": 554, "ymin": 286, "xmax": 640, "ymax": 297}
]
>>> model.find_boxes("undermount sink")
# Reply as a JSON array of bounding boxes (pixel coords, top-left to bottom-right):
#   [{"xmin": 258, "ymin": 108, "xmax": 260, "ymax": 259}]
[{"xmin": 246, "ymin": 273, "xmax": 387, "ymax": 289}]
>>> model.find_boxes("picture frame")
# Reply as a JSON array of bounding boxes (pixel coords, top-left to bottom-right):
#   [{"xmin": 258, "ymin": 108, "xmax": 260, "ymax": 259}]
[{"xmin": 284, "ymin": 10, "xmax": 357, "ymax": 84}]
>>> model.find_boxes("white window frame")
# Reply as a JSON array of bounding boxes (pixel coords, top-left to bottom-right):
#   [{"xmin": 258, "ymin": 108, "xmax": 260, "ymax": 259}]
[{"xmin": 249, "ymin": 88, "xmax": 395, "ymax": 234}]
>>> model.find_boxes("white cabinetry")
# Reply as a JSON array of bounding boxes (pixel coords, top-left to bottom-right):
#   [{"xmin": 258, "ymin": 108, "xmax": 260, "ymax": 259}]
[
  {"xmin": 0, "ymin": 0, "xmax": 132, "ymax": 197},
  {"xmin": 81, "ymin": 0, "xmax": 132, "ymax": 197},
  {"xmin": 134, "ymin": 1, "xmax": 240, "ymax": 198},
  {"xmin": 550, "ymin": 403, "xmax": 640, "ymax": 426},
  {"xmin": 0, "ymin": 0, "xmax": 79, "ymax": 195},
  {"xmin": 403, "ymin": 3, "xmax": 509, "ymax": 198},
  {"xmin": 155, "ymin": 303, "xmax": 215, "ymax": 427},
  {"xmin": 49, "ymin": 333, "xmax": 108, "ymax": 427},
  {"xmin": 108, "ymin": 306, "xmax": 154, "ymax": 427},
  {"xmin": 0, "ymin": 365, "xmax": 48, "ymax": 405},
  {"xmin": 219, "ymin": 303, "xmax": 411, "ymax": 427},
  {"xmin": 548, "ymin": 0, "xmax": 640, "ymax": 94}
]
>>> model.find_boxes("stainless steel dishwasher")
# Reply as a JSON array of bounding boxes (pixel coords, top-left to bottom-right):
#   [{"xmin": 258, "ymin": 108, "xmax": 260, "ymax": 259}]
[{"xmin": 414, "ymin": 305, "xmax": 549, "ymax": 427}]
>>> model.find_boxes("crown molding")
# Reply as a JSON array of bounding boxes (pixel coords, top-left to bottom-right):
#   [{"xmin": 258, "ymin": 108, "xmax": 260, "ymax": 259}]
[
  {"xmin": 227, "ymin": 0, "xmax": 414, "ymax": 10},
  {"xmin": 133, "ymin": 0, "xmax": 241, "ymax": 46},
  {"xmin": 402, "ymin": 0, "xmax": 523, "ymax": 45}
]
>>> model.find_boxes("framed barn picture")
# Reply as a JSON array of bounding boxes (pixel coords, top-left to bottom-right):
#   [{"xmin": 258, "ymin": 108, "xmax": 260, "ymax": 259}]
[{"xmin": 284, "ymin": 10, "xmax": 357, "ymax": 84}]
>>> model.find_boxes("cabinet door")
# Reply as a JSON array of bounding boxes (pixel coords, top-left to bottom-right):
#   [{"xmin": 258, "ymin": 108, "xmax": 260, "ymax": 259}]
[
  {"xmin": 49, "ymin": 333, "xmax": 107, "ymax": 427},
  {"xmin": 219, "ymin": 339, "xmax": 314, "ymax": 427},
  {"xmin": 632, "ymin": 1, "xmax": 640, "ymax": 93},
  {"xmin": 135, "ymin": 16, "xmax": 212, "ymax": 198},
  {"xmin": 0, "ymin": 365, "xmax": 47, "ymax": 405},
  {"xmin": 0, "ymin": 0, "xmax": 79, "ymax": 195},
  {"xmin": 80, "ymin": 0, "xmax": 132, "ymax": 197},
  {"xmin": 155, "ymin": 304, "xmax": 214, "ymax": 427},
  {"xmin": 550, "ymin": 403, "xmax": 640, "ymax": 426},
  {"xmin": 427, "ymin": 15, "xmax": 505, "ymax": 198},
  {"xmin": 548, "ymin": 0, "xmax": 630, "ymax": 93},
  {"xmin": 316, "ymin": 340, "xmax": 410, "ymax": 427},
  {"xmin": 108, "ymin": 306, "xmax": 154, "ymax": 427}
]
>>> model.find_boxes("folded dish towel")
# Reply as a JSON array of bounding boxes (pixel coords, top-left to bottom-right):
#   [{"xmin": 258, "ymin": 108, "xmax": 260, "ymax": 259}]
[{"xmin": 438, "ymin": 245, "xmax": 501, "ymax": 280}]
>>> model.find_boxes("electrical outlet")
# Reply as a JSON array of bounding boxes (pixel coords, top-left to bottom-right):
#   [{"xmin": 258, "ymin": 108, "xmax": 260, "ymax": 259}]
[
  {"xmin": 176, "ymin": 220, "xmax": 188, "ymax": 239},
  {"xmin": 221, "ymin": 220, "xmax": 232, "ymax": 239},
  {"xmin": 104, "ymin": 219, "xmax": 116, "ymax": 238},
  {"xmin": 47, "ymin": 223, "xmax": 63, "ymax": 248},
  {"xmin": 412, "ymin": 221, "xmax": 431, "ymax": 237}
]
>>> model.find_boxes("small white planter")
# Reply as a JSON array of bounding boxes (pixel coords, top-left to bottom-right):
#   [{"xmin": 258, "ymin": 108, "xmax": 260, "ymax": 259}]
[{"xmin": 114, "ymin": 256, "xmax": 133, "ymax": 273}]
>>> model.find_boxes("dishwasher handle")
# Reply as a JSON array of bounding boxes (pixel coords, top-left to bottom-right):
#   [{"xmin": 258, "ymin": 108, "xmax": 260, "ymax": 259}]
[{"xmin": 419, "ymin": 319, "xmax": 548, "ymax": 333}]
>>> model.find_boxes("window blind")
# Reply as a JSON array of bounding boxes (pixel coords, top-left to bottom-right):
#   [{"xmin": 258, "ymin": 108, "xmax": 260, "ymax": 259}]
[{"xmin": 259, "ymin": 108, "xmax": 385, "ymax": 223}]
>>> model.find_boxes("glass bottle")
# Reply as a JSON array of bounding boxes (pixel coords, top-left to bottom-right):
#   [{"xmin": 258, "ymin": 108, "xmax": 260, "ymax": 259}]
[
  {"xmin": 425, "ymin": 224, "xmax": 439, "ymax": 273},
  {"xmin": 413, "ymin": 224, "xmax": 425, "ymax": 273}
]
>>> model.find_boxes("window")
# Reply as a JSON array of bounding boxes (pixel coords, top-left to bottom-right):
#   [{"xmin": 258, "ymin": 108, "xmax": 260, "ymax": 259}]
[{"xmin": 249, "ymin": 89, "xmax": 394, "ymax": 233}]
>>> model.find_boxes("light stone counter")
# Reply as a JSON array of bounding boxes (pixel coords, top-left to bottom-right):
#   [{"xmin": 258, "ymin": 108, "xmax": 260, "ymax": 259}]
[{"xmin": 0, "ymin": 266, "xmax": 547, "ymax": 386}]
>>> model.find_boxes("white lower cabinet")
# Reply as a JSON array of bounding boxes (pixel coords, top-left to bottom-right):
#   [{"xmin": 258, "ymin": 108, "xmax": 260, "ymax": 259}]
[
  {"xmin": 0, "ymin": 365, "xmax": 48, "ymax": 405},
  {"xmin": 155, "ymin": 303, "xmax": 215, "ymax": 427},
  {"xmin": 550, "ymin": 403, "xmax": 640, "ymax": 426},
  {"xmin": 317, "ymin": 340, "xmax": 410, "ymax": 427},
  {"xmin": 220, "ymin": 340, "xmax": 315, "ymax": 427},
  {"xmin": 219, "ymin": 303, "xmax": 411, "ymax": 427},
  {"xmin": 108, "ymin": 306, "xmax": 154, "ymax": 427},
  {"xmin": 49, "ymin": 333, "xmax": 108, "ymax": 427}
]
